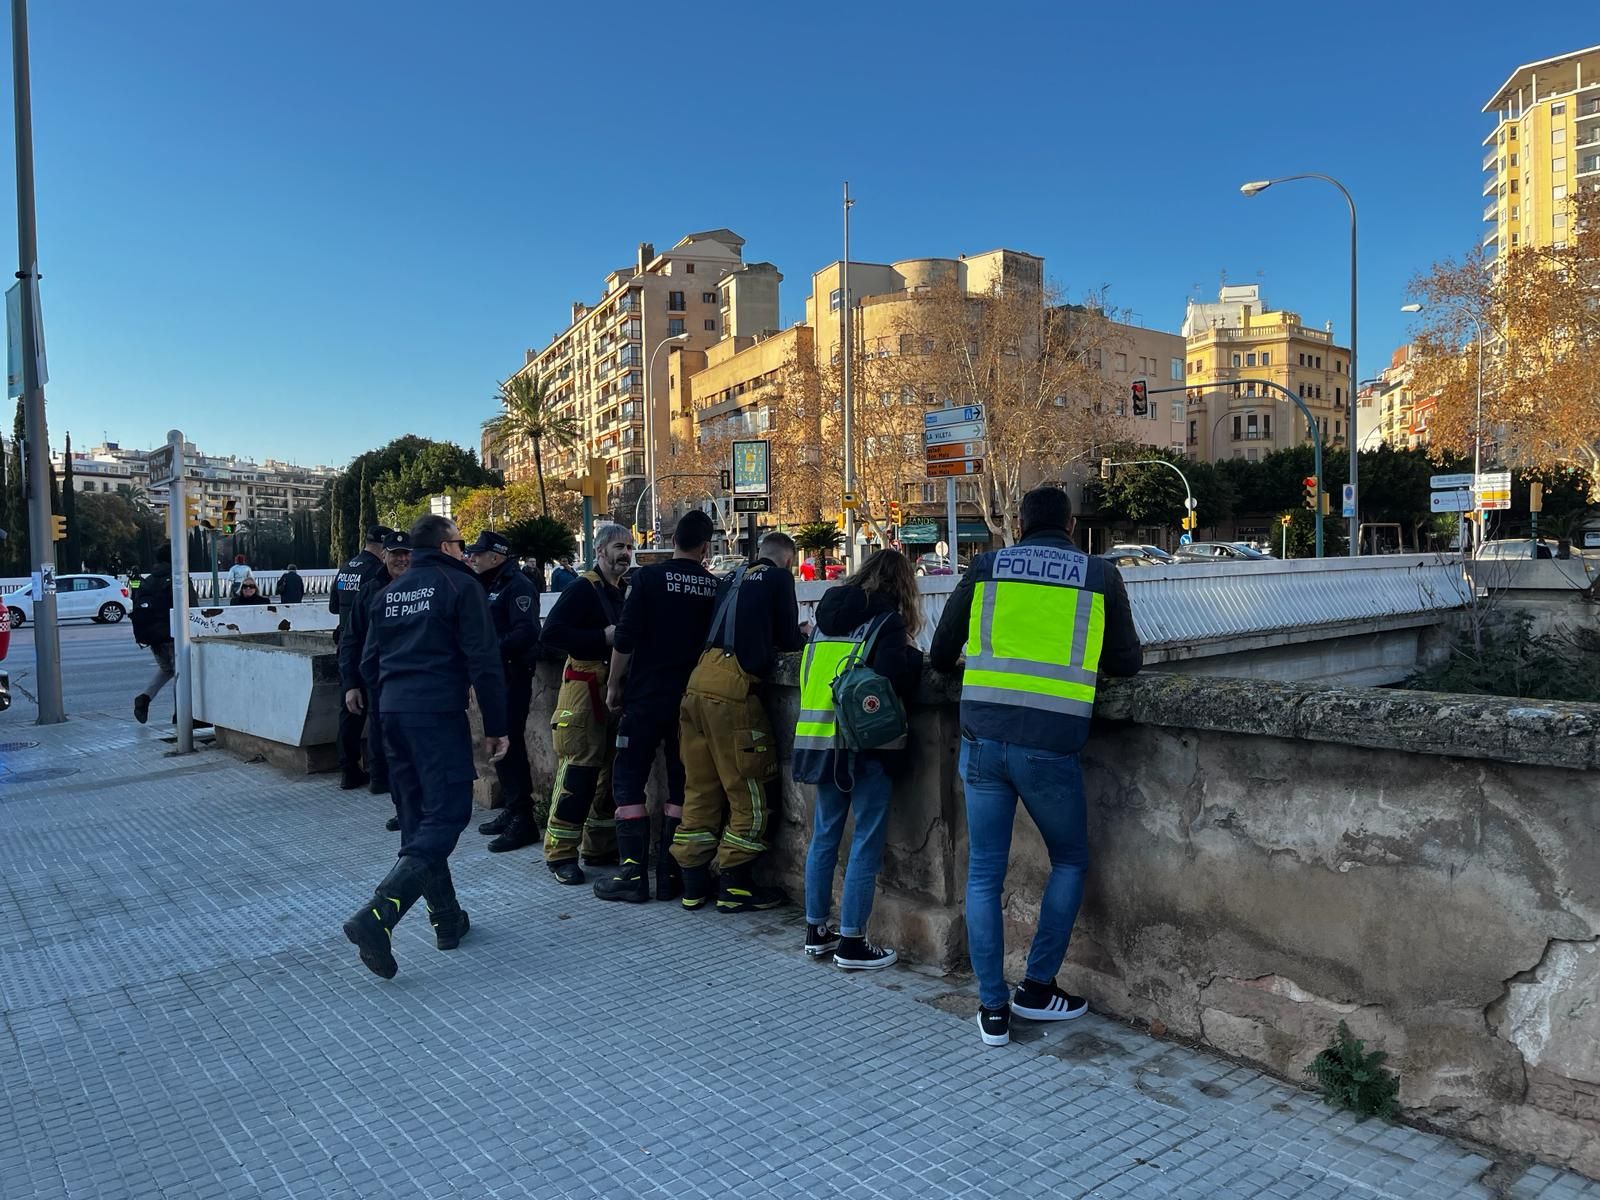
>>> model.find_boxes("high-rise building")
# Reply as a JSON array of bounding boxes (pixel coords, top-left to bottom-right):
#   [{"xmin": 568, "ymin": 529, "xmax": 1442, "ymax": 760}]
[
  {"xmin": 499, "ymin": 230, "xmax": 770, "ymax": 518},
  {"xmin": 1181, "ymin": 284, "xmax": 1351, "ymax": 462},
  {"xmin": 1481, "ymin": 45, "xmax": 1600, "ymax": 260},
  {"xmin": 53, "ymin": 440, "xmax": 335, "ymax": 523}
]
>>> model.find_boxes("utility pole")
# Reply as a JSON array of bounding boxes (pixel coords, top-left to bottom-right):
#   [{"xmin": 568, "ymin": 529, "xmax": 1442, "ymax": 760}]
[
  {"xmin": 167, "ymin": 430, "xmax": 193, "ymax": 753},
  {"xmin": 11, "ymin": 0, "xmax": 63, "ymax": 723},
  {"xmin": 840, "ymin": 181, "xmax": 855, "ymax": 571}
]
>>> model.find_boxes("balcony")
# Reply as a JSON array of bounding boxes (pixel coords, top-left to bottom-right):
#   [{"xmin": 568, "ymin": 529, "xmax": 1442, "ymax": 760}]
[
  {"xmin": 1483, "ymin": 175, "xmax": 1498, "ymax": 197},
  {"xmin": 1578, "ymin": 155, "xmax": 1600, "ymax": 178},
  {"xmin": 1580, "ymin": 98, "xmax": 1600, "ymax": 121},
  {"xmin": 1483, "ymin": 148, "xmax": 1499, "ymax": 171},
  {"xmin": 1483, "ymin": 227, "xmax": 1500, "ymax": 249},
  {"xmin": 1483, "ymin": 201, "xmax": 1499, "ymax": 222}
]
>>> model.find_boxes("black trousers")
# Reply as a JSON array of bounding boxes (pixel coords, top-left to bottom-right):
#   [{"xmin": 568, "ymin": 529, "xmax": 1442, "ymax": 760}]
[
  {"xmin": 386, "ymin": 710, "xmax": 475, "ymax": 865},
  {"xmin": 492, "ymin": 675, "xmax": 534, "ymax": 819},
  {"xmin": 610, "ymin": 704, "xmax": 685, "ymax": 823},
  {"xmin": 337, "ymin": 701, "xmax": 367, "ymax": 776}
]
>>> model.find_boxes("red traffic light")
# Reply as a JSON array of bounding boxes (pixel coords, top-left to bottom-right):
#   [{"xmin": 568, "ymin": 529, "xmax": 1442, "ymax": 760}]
[{"xmin": 1131, "ymin": 381, "xmax": 1149, "ymax": 416}]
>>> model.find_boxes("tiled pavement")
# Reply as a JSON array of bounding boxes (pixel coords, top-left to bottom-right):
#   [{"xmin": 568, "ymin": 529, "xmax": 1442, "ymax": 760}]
[{"xmin": 2, "ymin": 716, "xmax": 1598, "ymax": 1200}]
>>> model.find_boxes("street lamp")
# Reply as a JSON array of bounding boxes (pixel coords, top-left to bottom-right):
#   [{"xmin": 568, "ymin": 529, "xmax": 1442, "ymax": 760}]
[
  {"xmin": 643, "ymin": 331, "xmax": 691, "ymax": 539},
  {"xmin": 1402, "ymin": 301, "xmax": 1486, "ymax": 552},
  {"xmin": 1241, "ymin": 173, "xmax": 1359, "ymax": 555}
]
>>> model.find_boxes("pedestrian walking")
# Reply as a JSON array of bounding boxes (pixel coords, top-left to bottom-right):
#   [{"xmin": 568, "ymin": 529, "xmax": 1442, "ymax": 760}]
[
  {"xmin": 329, "ymin": 526, "xmax": 393, "ymax": 789},
  {"xmin": 796, "ymin": 549, "xmax": 924, "ymax": 968},
  {"xmin": 277, "ymin": 564, "xmax": 305, "ymax": 604},
  {"xmin": 930, "ymin": 486, "xmax": 1142, "ymax": 1046},
  {"xmin": 550, "ymin": 557, "xmax": 579, "ymax": 593},
  {"xmin": 534, "ymin": 523, "xmax": 631, "ymax": 883},
  {"xmin": 340, "ymin": 531, "xmax": 413, "ymax": 825},
  {"xmin": 671, "ymin": 531, "xmax": 808, "ymax": 913},
  {"xmin": 342, "ymin": 515, "xmax": 508, "ymax": 980},
  {"xmin": 799, "ymin": 558, "xmax": 817, "ymax": 582},
  {"xmin": 226, "ymin": 554, "xmax": 251, "ymax": 599},
  {"xmin": 129, "ymin": 543, "xmax": 197, "ymax": 725},
  {"xmin": 593, "ymin": 510, "xmax": 719, "ymax": 904},
  {"xmin": 230, "ymin": 577, "xmax": 270, "ymax": 605},
  {"xmin": 465, "ymin": 529, "xmax": 542, "ymax": 853}
]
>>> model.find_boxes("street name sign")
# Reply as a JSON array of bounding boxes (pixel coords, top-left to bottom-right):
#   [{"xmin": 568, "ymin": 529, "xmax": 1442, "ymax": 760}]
[
  {"xmin": 928, "ymin": 458, "xmax": 984, "ymax": 478},
  {"xmin": 927, "ymin": 441, "xmax": 984, "ymax": 463},
  {"xmin": 148, "ymin": 444, "xmax": 178, "ymax": 487},
  {"xmin": 1430, "ymin": 489, "xmax": 1472, "ymax": 513},
  {"xmin": 1430, "ymin": 473, "xmax": 1474, "ymax": 489},
  {"xmin": 924, "ymin": 405, "xmax": 984, "ymax": 428},
  {"xmin": 923, "ymin": 421, "xmax": 986, "ymax": 446}
]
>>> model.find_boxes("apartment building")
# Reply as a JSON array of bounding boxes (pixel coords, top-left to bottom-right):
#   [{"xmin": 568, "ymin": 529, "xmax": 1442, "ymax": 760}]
[
  {"xmin": 1094, "ymin": 319, "xmax": 1188, "ymax": 455},
  {"xmin": 1356, "ymin": 344, "xmax": 1432, "ymax": 452},
  {"xmin": 1181, "ymin": 284, "xmax": 1352, "ymax": 462},
  {"xmin": 500, "ymin": 230, "xmax": 762, "ymax": 518},
  {"xmin": 1481, "ymin": 45, "xmax": 1600, "ymax": 259}
]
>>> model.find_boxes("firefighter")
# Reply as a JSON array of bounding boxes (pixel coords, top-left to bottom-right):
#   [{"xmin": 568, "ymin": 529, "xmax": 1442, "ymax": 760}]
[
  {"xmin": 593, "ymin": 510, "xmax": 719, "ymax": 904},
  {"xmin": 533, "ymin": 522, "xmax": 632, "ymax": 884},
  {"xmin": 672, "ymin": 531, "xmax": 808, "ymax": 912}
]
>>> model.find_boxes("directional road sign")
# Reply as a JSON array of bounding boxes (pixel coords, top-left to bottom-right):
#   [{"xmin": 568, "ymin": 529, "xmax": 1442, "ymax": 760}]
[
  {"xmin": 923, "ymin": 421, "xmax": 986, "ymax": 446},
  {"xmin": 1430, "ymin": 489, "xmax": 1473, "ymax": 513},
  {"xmin": 1430, "ymin": 473, "xmax": 1474, "ymax": 489},
  {"xmin": 928, "ymin": 458, "xmax": 984, "ymax": 478},
  {"xmin": 1474, "ymin": 470, "xmax": 1512, "ymax": 511},
  {"xmin": 927, "ymin": 441, "xmax": 984, "ymax": 463},
  {"xmin": 924, "ymin": 405, "xmax": 984, "ymax": 428}
]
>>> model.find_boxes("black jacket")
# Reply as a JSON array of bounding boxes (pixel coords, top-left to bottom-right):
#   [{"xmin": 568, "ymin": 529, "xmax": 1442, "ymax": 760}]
[
  {"xmin": 130, "ymin": 565, "xmax": 198, "ymax": 648},
  {"xmin": 231, "ymin": 591, "xmax": 270, "ymax": 606},
  {"xmin": 541, "ymin": 569, "xmax": 624, "ymax": 663},
  {"xmin": 478, "ymin": 560, "xmax": 541, "ymax": 676},
  {"xmin": 338, "ymin": 570, "xmax": 391, "ymax": 693},
  {"xmin": 329, "ymin": 549, "xmax": 385, "ymax": 630},
  {"xmin": 613, "ymin": 557, "xmax": 719, "ymax": 709},
  {"xmin": 360, "ymin": 549, "xmax": 508, "ymax": 736},
  {"xmin": 706, "ymin": 558, "xmax": 808, "ymax": 680},
  {"xmin": 792, "ymin": 585, "xmax": 925, "ymax": 785},
  {"xmin": 277, "ymin": 571, "xmax": 305, "ymax": 604}
]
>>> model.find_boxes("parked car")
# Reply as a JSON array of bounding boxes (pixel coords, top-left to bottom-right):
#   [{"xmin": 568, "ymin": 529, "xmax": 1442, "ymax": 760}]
[
  {"xmin": 1174, "ymin": 541, "xmax": 1273, "ymax": 563},
  {"xmin": 1231, "ymin": 541, "xmax": 1276, "ymax": 558},
  {"xmin": 1101, "ymin": 551, "xmax": 1160, "ymax": 570},
  {"xmin": 708, "ymin": 554, "xmax": 747, "ymax": 576},
  {"xmin": 1474, "ymin": 539, "xmax": 1561, "ymax": 561},
  {"xmin": 1109, "ymin": 543, "xmax": 1175, "ymax": 563},
  {"xmin": 914, "ymin": 553, "xmax": 968, "ymax": 577},
  {"xmin": 4, "ymin": 573, "xmax": 132, "ymax": 627}
]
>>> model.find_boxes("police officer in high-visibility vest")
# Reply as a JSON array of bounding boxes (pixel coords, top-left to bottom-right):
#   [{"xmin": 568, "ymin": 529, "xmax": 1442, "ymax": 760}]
[
  {"xmin": 465, "ymin": 529, "xmax": 542, "ymax": 853},
  {"xmin": 673, "ymin": 531, "xmax": 809, "ymax": 912},
  {"xmin": 330, "ymin": 526, "xmax": 394, "ymax": 790},
  {"xmin": 930, "ymin": 486, "xmax": 1141, "ymax": 1048},
  {"xmin": 533, "ymin": 522, "xmax": 632, "ymax": 884},
  {"xmin": 340, "ymin": 530, "xmax": 413, "ymax": 827}
]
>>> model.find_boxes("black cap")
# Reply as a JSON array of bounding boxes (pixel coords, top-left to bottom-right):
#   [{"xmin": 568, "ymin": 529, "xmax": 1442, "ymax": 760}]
[
  {"xmin": 366, "ymin": 525, "xmax": 396, "ymax": 545},
  {"xmin": 465, "ymin": 530, "xmax": 511, "ymax": 557},
  {"xmin": 383, "ymin": 531, "xmax": 412, "ymax": 552}
]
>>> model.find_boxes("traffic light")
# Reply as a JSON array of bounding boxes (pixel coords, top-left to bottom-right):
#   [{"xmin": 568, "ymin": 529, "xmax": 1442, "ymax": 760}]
[
  {"xmin": 50, "ymin": 513, "xmax": 66, "ymax": 542},
  {"xmin": 577, "ymin": 457, "xmax": 608, "ymax": 505},
  {"xmin": 1180, "ymin": 513, "xmax": 1197, "ymax": 531},
  {"xmin": 1302, "ymin": 476, "xmax": 1318, "ymax": 510},
  {"xmin": 719, "ymin": 468, "xmax": 732, "ymax": 491},
  {"xmin": 888, "ymin": 500, "xmax": 902, "ymax": 526},
  {"xmin": 1320, "ymin": 492, "xmax": 1332, "ymax": 517},
  {"xmin": 185, "ymin": 494, "xmax": 203, "ymax": 528},
  {"xmin": 221, "ymin": 497, "xmax": 238, "ymax": 534},
  {"xmin": 1099, "ymin": 458, "xmax": 1112, "ymax": 481},
  {"xmin": 1131, "ymin": 380, "xmax": 1149, "ymax": 417},
  {"xmin": 1280, "ymin": 514, "xmax": 1292, "ymax": 528}
]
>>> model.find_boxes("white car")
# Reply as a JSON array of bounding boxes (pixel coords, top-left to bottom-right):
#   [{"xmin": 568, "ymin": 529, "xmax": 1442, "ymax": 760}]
[{"xmin": 5, "ymin": 573, "xmax": 132, "ymax": 627}]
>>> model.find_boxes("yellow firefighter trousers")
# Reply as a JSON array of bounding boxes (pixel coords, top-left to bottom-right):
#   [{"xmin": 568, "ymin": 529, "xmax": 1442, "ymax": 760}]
[
  {"xmin": 672, "ymin": 648, "xmax": 778, "ymax": 870},
  {"xmin": 542, "ymin": 659, "xmax": 619, "ymax": 864}
]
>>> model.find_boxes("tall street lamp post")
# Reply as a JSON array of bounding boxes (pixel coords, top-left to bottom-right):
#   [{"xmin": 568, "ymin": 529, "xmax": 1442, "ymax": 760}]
[
  {"xmin": 1241, "ymin": 174, "xmax": 1359, "ymax": 555},
  {"xmin": 643, "ymin": 331, "xmax": 690, "ymax": 540},
  {"xmin": 1402, "ymin": 301, "xmax": 1486, "ymax": 552}
]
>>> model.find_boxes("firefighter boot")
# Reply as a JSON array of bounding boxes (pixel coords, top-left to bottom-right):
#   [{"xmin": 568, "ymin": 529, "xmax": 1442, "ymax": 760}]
[
  {"xmin": 424, "ymin": 862, "xmax": 470, "ymax": 950},
  {"xmin": 680, "ymin": 864, "xmax": 714, "ymax": 911},
  {"xmin": 592, "ymin": 819, "xmax": 650, "ymax": 904},
  {"xmin": 716, "ymin": 862, "xmax": 789, "ymax": 913},
  {"xmin": 342, "ymin": 855, "xmax": 431, "ymax": 979},
  {"xmin": 655, "ymin": 818, "xmax": 683, "ymax": 903}
]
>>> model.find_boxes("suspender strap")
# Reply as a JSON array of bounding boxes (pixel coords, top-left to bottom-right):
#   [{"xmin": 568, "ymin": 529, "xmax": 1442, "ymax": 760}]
[{"xmin": 705, "ymin": 565, "xmax": 748, "ymax": 652}]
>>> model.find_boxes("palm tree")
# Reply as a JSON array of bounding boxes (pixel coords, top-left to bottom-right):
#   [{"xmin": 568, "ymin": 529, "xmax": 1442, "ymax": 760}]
[{"xmin": 482, "ymin": 372, "xmax": 581, "ymax": 516}]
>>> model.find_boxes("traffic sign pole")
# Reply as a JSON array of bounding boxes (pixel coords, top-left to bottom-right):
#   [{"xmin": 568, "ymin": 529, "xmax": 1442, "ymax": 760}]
[{"xmin": 167, "ymin": 430, "xmax": 193, "ymax": 753}]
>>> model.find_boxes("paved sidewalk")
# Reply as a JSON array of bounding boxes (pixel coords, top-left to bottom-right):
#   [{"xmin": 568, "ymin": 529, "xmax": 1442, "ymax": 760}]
[{"xmin": 1, "ymin": 714, "xmax": 1597, "ymax": 1200}]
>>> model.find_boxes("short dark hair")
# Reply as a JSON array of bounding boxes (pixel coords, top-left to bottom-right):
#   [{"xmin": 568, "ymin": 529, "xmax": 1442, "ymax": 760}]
[
  {"xmin": 409, "ymin": 514, "xmax": 457, "ymax": 549},
  {"xmin": 673, "ymin": 510, "xmax": 715, "ymax": 551},
  {"xmin": 759, "ymin": 531, "xmax": 796, "ymax": 560},
  {"xmin": 156, "ymin": 543, "xmax": 172, "ymax": 564},
  {"xmin": 1020, "ymin": 486, "xmax": 1073, "ymax": 537}
]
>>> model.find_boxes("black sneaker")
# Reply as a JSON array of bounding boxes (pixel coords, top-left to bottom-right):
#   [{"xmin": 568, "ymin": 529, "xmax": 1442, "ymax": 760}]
[
  {"xmin": 478, "ymin": 808, "xmax": 515, "ymax": 836},
  {"xmin": 133, "ymin": 694, "xmax": 151, "ymax": 724},
  {"xmin": 804, "ymin": 923, "xmax": 839, "ymax": 958},
  {"xmin": 977, "ymin": 1004, "xmax": 1011, "ymax": 1047},
  {"xmin": 834, "ymin": 936, "xmax": 896, "ymax": 971},
  {"xmin": 339, "ymin": 769, "xmax": 370, "ymax": 791},
  {"xmin": 1011, "ymin": 979, "xmax": 1089, "ymax": 1023},
  {"xmin": 384, "ymin": 816, "xmax": 400, "ymax": 832}
]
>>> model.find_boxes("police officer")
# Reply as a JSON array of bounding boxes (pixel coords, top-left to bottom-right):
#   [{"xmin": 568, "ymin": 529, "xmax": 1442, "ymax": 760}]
[
  {"xmin": 673, "ymin": 531, "xmax": 808, "ymax": 912},
  {"xmin": 340, "ymin": 531, "xmax": 412, "ymax": 828},
  {"xmin": 329, "ymin": 525, "xmax": 393, "ymax": 790},
  {"xmin": 930, "ymin": 486, "xmax": 1142, "ymax": 1047},
  {"xmin": 534, "ymin": 522, "xmax": 631, "ymax": 884},
  {"xmin": 343, "ymin": 515, "xmax": 509, "ymax": 980},
  {"xmin": 464, "ymin": 529, "xmax": 541, "ymax": 853},
  {"xmin": 594, "ymin": 510, "xmax": 719, "ymax": 904}
]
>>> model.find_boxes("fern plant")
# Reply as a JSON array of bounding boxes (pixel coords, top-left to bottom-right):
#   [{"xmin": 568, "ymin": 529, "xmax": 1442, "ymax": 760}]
[{"xmin": 1304, "ymin": 1021, "xmax": 1400, "ymax": 1120}]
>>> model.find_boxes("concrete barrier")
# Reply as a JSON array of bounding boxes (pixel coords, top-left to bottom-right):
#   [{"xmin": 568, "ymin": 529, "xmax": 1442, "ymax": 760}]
[{"xmin": 191, "ymin": 632, "xmax": 342, "ymax": 772}]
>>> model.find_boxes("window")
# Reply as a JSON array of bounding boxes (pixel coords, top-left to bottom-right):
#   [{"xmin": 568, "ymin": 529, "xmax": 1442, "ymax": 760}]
[
  {"xmin": 1555, "ymin": 239, "xmax": 1568, "ymax": 250},
  {"xmin": 668, "ymin": 318, "xmax": 685, "ymax": 336},
  {"xmin": 1315, "ymin": 356, "xmax": 1322, "ymax": 369},
  {"xmin": 1262, "ymin": 414, "xmax": 1272, "ymax": 437},
  {"xmin": 1553, "ymin": 101, "xmax": 1566, "ymax": 116},
  {"xmin": 1553, "ymin": 185, "xmax": 1567, "ymax": 201},
  {"xmin": 1232, "ymin": 415, "xmax": 1242, "ymax": 440},
  {"xmin": 702, "ymin": 292, "xmax": 717, "ymax": 304},
  {"xmin": 1188, "ymin": 420, "xmax": 1197, "ymax": 445},
  {"xmin": 1510, "ymin": 179, "xmax": 1519, "ymax": 194},
  {"xmin": 1114, "ymin": 352, "xmax": 1127, "ymax": 372},
  {"xmin": 1298, "ymin": 352, "xmax": 1306, "ymax": 366},
  {"xmin": 1245, "ymin": 382, "xmax": 1257, "ymax": 397},
  {"xmin": 701, "ymin": 318, "xmax": 715, "ymax": 331},
  {"xmin": 685, "ymin": 263, "xmax": 696, "ymax": 273},
  {"xmin": 1334, "ymin": 360, "xmax": 1341, "ymax": 373},
  {"xmin": 668, "ymin": 291, "xmax": 685, "ymax": 311},
  {"xmin": 1231, "ymin": 353, "xmax": 1242, "ymax": 367},
  {"xmin": 1555, "ymin": 210, "xmax": 1569, "ymax": 227},
  {"xmin": 1246, "ymin": 352, "xmax": 1257, "ymax": 367},
  {"xmin": 1335, "ymin": 387, "xmax": 1341, "ymax": 404},
  {"xmin": 1552, "ymin": 127, "xmax": 1566, "ymax": 144},
  {"xmin": 829, "ymin": 288, "xmax": 842, "ymax": 312},
  {"xmin": 1261, "ymin": 352, "xmax": 1270, "ymax": 366},
  {"xmin": 1171, "ymin": 357, "xmax": 1183, "ymax": 380},
  {"xmin": 1171, "ymin": 400, "xmax": 1184, "ymax": 421}
]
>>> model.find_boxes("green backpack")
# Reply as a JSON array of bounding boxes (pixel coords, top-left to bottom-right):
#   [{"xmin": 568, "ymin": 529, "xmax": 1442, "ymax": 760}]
[{"xmin": 830, "ymin": 614, "xmax": 908, "ymax": 752}]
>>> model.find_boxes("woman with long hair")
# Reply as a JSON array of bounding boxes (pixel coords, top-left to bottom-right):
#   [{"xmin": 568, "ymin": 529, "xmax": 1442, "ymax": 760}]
[{"xmin": 797, "ymin": 549, "xmax": 924, "ymax": 971}]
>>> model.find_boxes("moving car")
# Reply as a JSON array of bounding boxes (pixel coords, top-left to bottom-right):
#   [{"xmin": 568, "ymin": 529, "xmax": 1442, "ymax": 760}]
[
  {"xmin": 1475, "ymin": 538, "xmax": 1561, "ymax": 561},
  {"xmin": 1109, "ymin": 544, "xmax": 1175, "ymax": 563},
  {"xmin": 4, "ymin": 573, "xmax": 132, "ymax": 627},
  {"xmin": 1101, "ymin": 550, "xmax": 1160, "ymax": 570},
  {"xmin": 708, "ymin": 554, "xmax": 746, "ymax": 576},
  {"xmin": 1173, "ymin": 541, "xmax": 1273, "ymax": 563},
  {"xmin": 913, "ymin": 553, "xmax": 967, "ymax": 577}
]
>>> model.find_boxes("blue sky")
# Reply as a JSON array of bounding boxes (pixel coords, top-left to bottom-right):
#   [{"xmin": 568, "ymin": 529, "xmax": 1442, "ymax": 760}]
[{"xmin": 0, "ymin": 1, "xmax": 1566, "ymax": 468}]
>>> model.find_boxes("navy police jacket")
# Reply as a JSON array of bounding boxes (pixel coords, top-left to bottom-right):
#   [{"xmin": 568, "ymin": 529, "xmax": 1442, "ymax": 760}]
[
  {"xmin": 360, "ymin": 549, "xmax": 509, "ymax": 737},
  {"xmin": 338, "ymin": 571, "xmax": 390, "ymax": 694},
  {"xmin": 329, "ymin": 549, "xmax": 385, "ymax": 632},
  {"xmin": 479, "ymin": 560, "xmax": 540, "ymax": 677}
]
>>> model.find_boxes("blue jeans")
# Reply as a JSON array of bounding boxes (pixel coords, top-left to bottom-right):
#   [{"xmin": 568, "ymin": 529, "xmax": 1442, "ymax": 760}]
[
  {"xmin": 960, "ymin": 732, "xmax": 1089, "ymax": 1010},
  {"xmin": 803, "ymin": 756, "xmax": 892, "ymax": 937}
]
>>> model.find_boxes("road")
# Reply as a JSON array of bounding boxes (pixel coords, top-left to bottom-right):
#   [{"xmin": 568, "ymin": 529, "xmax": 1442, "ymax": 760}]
[{"xmin": 3, "ymin": 618, "xmax": 154, "ymax": 726}]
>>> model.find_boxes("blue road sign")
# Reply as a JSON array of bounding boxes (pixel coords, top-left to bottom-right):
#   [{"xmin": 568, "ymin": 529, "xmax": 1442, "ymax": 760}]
[
  {"xmin": 1179, "ymin": 532, "xmax": 1193, "ymax": 546},
  {"xmin": 924, "ymin": 405, "xmax": 984, "ymax": 429}
]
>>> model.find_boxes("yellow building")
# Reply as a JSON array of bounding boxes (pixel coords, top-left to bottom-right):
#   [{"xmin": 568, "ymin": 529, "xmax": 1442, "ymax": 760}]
[
  {"xmin": 1358, "ymin": 344, "xmax": 1430, "ymax": 453},
  {"xmin": 1181, "ymin": 284, "xmax": 1352, "ymax": 462},
  {"xmin": 1481, "ymin": 45, "xmax": 1600, "ymax": 259}
]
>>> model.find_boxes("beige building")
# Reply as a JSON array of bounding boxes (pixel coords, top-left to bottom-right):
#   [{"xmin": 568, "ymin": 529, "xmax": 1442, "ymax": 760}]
[
  {"xmin": 1181, "ymin": 284, "xmax": 1352, "ymax": 462},
  {"xmin": 1481, "ymin": 45, "xmax": 1600, "ymax": 260},
  {"xmin": 1358, "ymin": 344, "xmax": 1432, "ymax": 452},
  {"xmin": 1093, "ymin": 319, "xmax": 1188, "ymax": 455},
  {"xmin": 499, "ymin": 230, "xmax": 771, "ymax": 517}
]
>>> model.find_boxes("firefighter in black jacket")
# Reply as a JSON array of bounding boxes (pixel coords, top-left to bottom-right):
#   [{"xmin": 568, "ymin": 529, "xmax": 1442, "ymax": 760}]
[
  {"xmin": 329, "ymin": 525, "xmax": 393, "ymax": 789},
  {"xmin": 339, "ymin": 531, "xmax": 412, "ymax": 826},
  {"xmin": 534, "ymin": 522, "xmax": 631, "ymax": 884},
  {"xmin": 342, "ymin": 515, "xmax": 508, "ymax": 981},
  {"xmin": 465, "ymin": 530, "xmax": 541, "ymax": 852}
]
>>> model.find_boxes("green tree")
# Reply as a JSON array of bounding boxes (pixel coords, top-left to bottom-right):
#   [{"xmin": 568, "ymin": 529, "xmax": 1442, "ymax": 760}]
[
  {"xmin": 358, "ymin": 462, "xmax": 378, "ymax": 540},
  {"xmin": 505, "ymin": 515, "xmax": 577, "ymax": 566},
  {"xmin": 323, "ymin": 435, "xmax": 493, "ymax": 563},
  {"xmin": 6, "ymin": 399, "xmax": 27, "ymax": 573},
  {"xmin": 481, "ymin": 372, "xmax": 580, "ymax": 516},
  {"xmin": 61, "ymin": 432, "xmax": 79, "ymax": 570},
  {"xmin": 794, "ymin": 521, "xmax": 844, "ymax": 559},
  {"xmin": 73, "ymin": 491, "xmax": 141, "ymax": 571}
]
